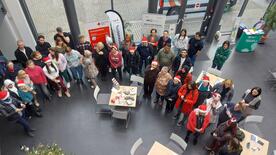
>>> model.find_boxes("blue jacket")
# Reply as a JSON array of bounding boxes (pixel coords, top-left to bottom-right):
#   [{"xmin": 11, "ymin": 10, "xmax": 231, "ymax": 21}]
[
  {"xmin": 18, "ymin": 89, "xmax": 33, "ymax": 103},
  {"xmin": 172, "ymin": 55, "xmax": 192, "ymax": 72},
  {"xmin": 137, "ymin": 44, "xmax": 153, "ymax": 60},
  {"xmin": 165, "ymin": 80, "xmax": 181, "ymax": 100}
]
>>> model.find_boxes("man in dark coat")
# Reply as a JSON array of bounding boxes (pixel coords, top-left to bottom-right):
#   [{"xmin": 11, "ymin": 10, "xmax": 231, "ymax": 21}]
[
  {"xmin": 54, "ymin": 27, "xmax": 75, "ymax": 49},
  {"xmin": 35, "ymin": 35, "xmax": 51, "ymax": 58},
  {"xmin": 164, "ymin": 76, "xmax": 181, "ymax": 113},
  {"xmin": 217, "ymin": 102, "xmax": 244, "ymax": 126},
  {"xmin": 143, "ymin": 61, "xmax": 160, "ymax": 98},
  {"xmin": 172, "ymin": 49, "xmax": 192, "ymax": 75},
  {"xmin": 137, "ymin": 36, "xmax": 154, "ymax": 74},
  {"xmin": 125, "ymin": 46, "xmax": 140, "ymax": 77},
  {"xmin": 188, "ymin": 32, "xmax": 204, "ymax": 65},
  {"xmin": 14, "ymin": 40, "xmax": 33, "ymax": 67},
  {"xmin": 157, "ymin": 30, "xmax": 171, "ymax": 52},
  {"xmin": 0, "ymin": 90, "xmax": 36, "ymax": 137}
]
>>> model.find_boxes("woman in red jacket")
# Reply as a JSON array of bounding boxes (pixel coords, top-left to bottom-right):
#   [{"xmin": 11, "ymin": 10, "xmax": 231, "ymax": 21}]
[
  {"xmin": 109, "ymin": 45, "xmax": 123, "ymax": 81},
  {"xmin": 173, "ymin": 81, "xmax": 199, "ymax": 126},
  {"xmin": 25, "ymin": 60, "xmax": 51, "ymax": 102},
  {"xmin": 185, "ymin": 104, "xmax": 210, "ymax": 145}
]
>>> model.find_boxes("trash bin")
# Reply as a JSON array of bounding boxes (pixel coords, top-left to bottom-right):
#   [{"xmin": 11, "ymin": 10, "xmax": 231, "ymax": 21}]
[{"xmin": 235, "ymin": 29, "xmax": 264, "ymax": 53}]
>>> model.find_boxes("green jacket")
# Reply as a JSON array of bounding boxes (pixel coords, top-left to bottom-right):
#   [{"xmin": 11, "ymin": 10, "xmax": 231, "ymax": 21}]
[{"xmin": 213, "ymin": 46, "xmax": 231, "ymax": 66}]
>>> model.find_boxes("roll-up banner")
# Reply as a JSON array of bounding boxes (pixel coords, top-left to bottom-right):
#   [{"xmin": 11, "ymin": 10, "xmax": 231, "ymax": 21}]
[{"xmin": 105, "ymin": 10, "xmax": 125, "ymax": 48}]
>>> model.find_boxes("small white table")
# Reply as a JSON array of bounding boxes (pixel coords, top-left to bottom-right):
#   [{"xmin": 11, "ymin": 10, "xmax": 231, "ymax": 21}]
[
  {"xmin": 196, "ymin": 70, "xmax": 225, "ymax": 86},
  {"xmin": 109, "ymin": 86, "xmax": 137, "ymax": 108},
  {"xmin": 147, "ymin": 141, "xmax": 178, "ymax": 155}
]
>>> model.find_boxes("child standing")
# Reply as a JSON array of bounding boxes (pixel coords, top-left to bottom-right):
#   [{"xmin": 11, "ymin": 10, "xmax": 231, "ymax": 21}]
[{"xmin": 82, "ymin": 50, "xmax": 98, "ymax": 88}]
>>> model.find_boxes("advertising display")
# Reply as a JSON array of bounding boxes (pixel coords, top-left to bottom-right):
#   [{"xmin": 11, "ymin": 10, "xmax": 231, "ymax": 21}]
[
  {"xmin": 142, "ymin": 13, "xmax": 166, "ymax": 36},
  {"xmin": 86, "ymin": 20, "xmax": 111, "ymax": 47}
]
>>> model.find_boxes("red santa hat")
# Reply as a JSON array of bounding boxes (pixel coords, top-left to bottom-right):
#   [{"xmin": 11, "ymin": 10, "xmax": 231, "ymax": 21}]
[
  {"xmin": 42, "ymin": 56, "xmax": 51, "ymax": 63},
  {"xmin": 174, "ymin": 76, "xmax": 181, "ymax": 83},
  {"xmin": 129, "ymin": 46, "xmax": 135, "ymax": 52},
  {"xmin": 212, "ymin": 92, "xmax": 221, "ymax": 101},
  {"xmin": 17, "ymin": 79, "xmax": 26, "ymax": 87},
  {"xmin": 198, "ymin": 104, "xmax": 208, "ymax": 114},
  {"xmin": 151, "ymin": 60, "xmax": 158, "ymax": 65},
  {"xmin": 141, "ymin": 36, "xmax": 148, "ymax": 43},
  {"xmin": 202, "ymin": 75, "xmax": 210, "ymax": 83},
  {"xmin": 227, "ymin": 117, "xmax": 237, "ymax": 127},
  {"xmin": 0, "ymin": 90, "xmax": 9, "ymax": 101}
]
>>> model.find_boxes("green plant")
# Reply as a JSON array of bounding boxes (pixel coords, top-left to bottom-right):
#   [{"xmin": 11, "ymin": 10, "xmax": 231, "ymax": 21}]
[
  {"xmin": 264, "ymin": 4, "xmax": 276, "ymax": 32},
  {"xmin": 21, "ymin": 143, "xmax": 65, "ymax": 155}
]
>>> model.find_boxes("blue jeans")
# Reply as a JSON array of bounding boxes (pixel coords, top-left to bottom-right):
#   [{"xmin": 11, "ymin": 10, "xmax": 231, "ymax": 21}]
[
  {"xmin": 70, "ymin": 65, "xmax": 83, "ymax": 80},
  {"xmin": 16, "ymin": 115, "xmax": 32, "ymax": 132},
  {"xmin": 139, "ymin": 59, "xmax": 149, "ymax": 73},
  {"xmin": 189, "ymin": 55, "xmax": 197, "ymax": 66}
]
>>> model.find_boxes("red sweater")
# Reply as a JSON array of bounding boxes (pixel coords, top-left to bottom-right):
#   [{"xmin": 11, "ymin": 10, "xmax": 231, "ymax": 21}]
[
  {"xmin": 25, "ymin": 65, "xmax": 47, "ymax": 84},
  {"xmin": 109, "ymin": 51, "xmax": 122, "ymax": 69}
]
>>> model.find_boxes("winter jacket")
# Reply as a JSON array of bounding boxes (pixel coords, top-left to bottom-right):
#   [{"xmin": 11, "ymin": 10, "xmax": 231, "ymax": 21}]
[
  {"xmin": 5, "ymin": 64, "xmax": 22, "ymax": 81},
  {"xmin": 186, "ymin": 108, "xmax": 210, "ymax": 133},
  {"xmin": 172, "ymin": 55, "xmax": 192, "ymax": 72},
  {"xmin": 188, "ymin": 38, "xmax": 203, "ymax": 57},
  {"xmin": 76, "ymin": 41, "xmax": 93, "ymax": 55},
  {"xmin": 212, "ymin": 82, "xmax": 234, "ymax": 105},
  {"xmin": 137, "ymin": 44, "xmax": 154, "ymax": 60},
  {"xmin": 147, "ymin": 35, "xmax": 158, "ymax": 47},
  {"xmin": 32, "ymin": 59, "xmax": 45, "ymax": 68},
  {"xmin": 155, "ymin": 72, "xmax": 172, "ymax": 96},
  {"xmin": 48, "ymin": 53, "xmax": 68, "ymax": 72},
  {"xmin": 25, "ymin": 65, "xmax": 47, "ymax": 85},
  {"xmin": 164, "ymin": 80, "xmax": 181, "ymax": 100},
  {"xmin": 18, "ymin": 89, "xmax": 33, "ymax": 103},
  {"xmin": 109, "ymin": 51, "xmax": 123, "ymax": 69},
  {"xmin": 0, "ymin": 55, "xmax": 7, "ymax": 79},
  {"xmin": 125, "ymin": 52, "xmax": 140, "ymax": 70},
  {"xmin": 0, "ymin": 97, "xmax": 23, "ymax": 121},
  {"xmin": 173, "ymin": 34, "xmax": 189, "ymax": 50},
  {"xmin": 175, "ymin": 70, "xmax": 192, "ymax": 85},
  {"xmin": 175, "ymin": 85, "xmax": 199, "ymax": 114},
  {"xmin": 156, "ymin": 48, "xmax": 175, "ymax": 67},
  {"xmin": 218, "ymin": 104, "xmax": 243, "ymax": 125},
  {"xmin": 35, "ymin": 42, "xmax": 51, "ymax": 58},
  {"xmin": 213, "ymin": 46, "xmax": 231, "ymax": 67},
  {"xmin": 94, "ymin": 49, "xmax": 109, "ymax": 70},
  {"xmin": 14, "ymin": 47, "xmax": 33, "ymax": 67},
  {"xmin": 144, "ymin": 65, "xmax": 160, "ymax": 84},
  {"xmin": 241, "ymin": 89, "xmax": 261, "ymax": 116},
  {"xmin": 157, "ymin": 36, "xmax": 171, "ymax": 50}
]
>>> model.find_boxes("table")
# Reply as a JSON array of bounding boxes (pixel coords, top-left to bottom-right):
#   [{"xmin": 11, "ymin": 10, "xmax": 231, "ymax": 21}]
[
  {"xmin": 147, "ymin": 141, "xmax": 178, "ymax": 155},
  {"xmin": 196, "ymin": 71, "xmax": 225, "ymax": 87},
  {"xmin": 109, "ymin": 86, "xmax": 137, "ymax": 108},
  {"xmin": 240, "ymin": 128, "xmax": 269, "ymax": 155}
]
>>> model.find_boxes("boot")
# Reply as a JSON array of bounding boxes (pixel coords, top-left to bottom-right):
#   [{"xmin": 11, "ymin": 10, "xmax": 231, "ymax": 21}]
[
  {"xmin": 57, "ymin": 90, "xmax": 62, "ymax": 97},
  {"xmin": 184, "ymin": 136, "xmax": 189, "ymax": 143},
  {"xmin": 26, "ymin": 131, "xmax": 34, "ymax": 137}
]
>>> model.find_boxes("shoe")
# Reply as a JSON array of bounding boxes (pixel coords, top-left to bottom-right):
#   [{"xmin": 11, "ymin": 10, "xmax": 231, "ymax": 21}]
[
  {"xmin": 30, "ymin": 128, "xmax": 36, "ymax": 132},
  {"xmin": 177, "ymin": 121, "xmax": 182, "ymax": 127},
  {"xmin": 35, "ymin": 112, "xmax": 43, "ymax": 118},
  {"xmin": 205, "ymin": 146, "xmax": 212, "ymax": 151},
  {"xmin": 153, "ymin": 100, "xmax": 158, "ymax": 104},
  {"xmin": 66, "ymin": 82, "xmax": 71, "ymax": 88},
  {"xmin": 91, "ymin": 85, "xmax": 95, "ymax": 89},
  {"xmin": 184, "ymin": 136, "xmax": 189, "ymax": 143},
  {"xmin": 57, "ymin": 90, "xmax": 62, "ymax": 97},
  {"xmin": 209, "ymin": 151, "xmax": 215, "ymax": 155},
  {"xmin": 193, "ymin": 139, "xmax": 198, "ymax": 145},
  {"xmin": 65, "ymin": 91, "xmax": 71, "ymax": 97},
  {"xmin": 26, "ymin": 131, "xmax": 34, "ymax": 137},
  {"xmin": 172, "ymin": 115, "xmax": 178, "ymax": 120}
]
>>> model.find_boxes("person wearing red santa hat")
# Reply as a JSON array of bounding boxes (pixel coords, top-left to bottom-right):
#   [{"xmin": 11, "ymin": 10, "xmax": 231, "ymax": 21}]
[
  {"xmin": 42, "ymin": 56, "xmax": 71, "ymax": 97},
  {"xmin": 175, "ymin": 65, "xmax": 192, "ymax": 85},
  {"xmin": 143, "ymin": 61, "xmax": 160, "ymax": 98},
  {"xmin": 194, "ymin": 75, "xmax": 213, "ymax": 108},
  {"xmin": 0, "ymin": 90, "xmax": 36, "ymax": 137},
  {"xmin": 137, "ymin": 36, "xmax": 154, "ymax": 74},
  {"xmin": 164, "ymin": 75, "xmax": 182, "ymax": 113},
  {"xmin": 185, "ymin": 104, "xmax": 210, "ymax": 145},
  {"xmin": 120, "ymin": 33, "xmax": 132, "ymax": 72},
  {"xmin": 125, "ymin": 45, "xmax": 140, "ymax": 79}
]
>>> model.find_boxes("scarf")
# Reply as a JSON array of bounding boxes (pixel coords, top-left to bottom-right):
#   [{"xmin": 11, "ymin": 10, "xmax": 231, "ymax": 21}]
[{"xmin": 4, "ymin": 79, "xmax": 19, "ymax": 96}]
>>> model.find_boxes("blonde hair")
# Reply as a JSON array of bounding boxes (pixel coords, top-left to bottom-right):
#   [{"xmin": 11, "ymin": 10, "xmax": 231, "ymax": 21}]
[
  {"xmin": 223, "ymin": 79, "xmax": 233, "ymax": 87},
  {"xmin": 17, "ymin": 70, "xmax": 27, "ymax": 79},
  {"xmin": 84, "ymin": 50, "xmax": 92, "ymax": 57},
  {"xmin": 96, "ymin": 42, "xmax": 104, "ymax": 50}
]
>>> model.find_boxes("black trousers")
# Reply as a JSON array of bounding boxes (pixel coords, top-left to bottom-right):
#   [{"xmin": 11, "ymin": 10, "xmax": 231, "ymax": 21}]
[
  {"xmin": 111, "ymin": 67, "xmax": 122, "ymax": 80},
  {"xmin": 185, "ymin": 130, "xmax": 200, "ymax": 141},
  {"xmin": 144, "ymin": 81, "xmax": 155, "ymax": 96},
  {"xmin": 165, "ymin": 98, "xmax": 176, "ymax": 112}
]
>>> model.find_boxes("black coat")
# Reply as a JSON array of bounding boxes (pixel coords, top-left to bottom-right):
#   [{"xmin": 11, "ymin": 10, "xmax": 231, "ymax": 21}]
[
  {"xmin": 172, "ymin": 56, "xmax": 192, "ymax": 72},
  {"xmin": 157, "ymin": 37, "xmax": 171, "ymax": 51},
  {"xmin": 35, "ymin": 42, "xmax": 51, "ymax": 58},
  {"xmin": 144, "ymin": 65, "xmax": 160, "ymax": 84},
  {"xmin": 54, "ymin": 32, "xmax": 75, "ymax": 49},
  {"xmin": 14, "ymin": 47, "xmax": 33, "ymax": 67},
  {"xmin": 94, "ymin": 49, "xmax": 109, "ymax": 71},
  {"xmin": 125, "ymin": 52, "xmax": 140, "ymax": 69},
  {"xmin": 5, "ymin": 64, "xmax": 22, "ymax": 81},
  {"xmin": 0, "ymin": 98, "xmax": 22, "ymax": 121}
]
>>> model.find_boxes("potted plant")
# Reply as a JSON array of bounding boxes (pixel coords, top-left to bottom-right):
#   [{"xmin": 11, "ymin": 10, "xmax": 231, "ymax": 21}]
[
  {"xmin": 260, "ymin": 4, "xmax": 276, "ymax": 44},
  {"xmin": 21, "ymin": 143, "xmax": 66, "ymax": 155}
]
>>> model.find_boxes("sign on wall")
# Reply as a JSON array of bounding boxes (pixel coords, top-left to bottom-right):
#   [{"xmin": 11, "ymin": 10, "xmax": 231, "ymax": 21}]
[
  {"xmin": 86, "ymin": 20, "xmax": 111, "ymax": 47},
  {"xmin": 142, "ymin": 13, "xmax": 166, "ymax": 37}
]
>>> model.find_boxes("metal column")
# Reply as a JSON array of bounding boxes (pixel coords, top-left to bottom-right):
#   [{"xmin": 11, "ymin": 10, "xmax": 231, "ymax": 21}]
[
  {"xmin": 148, "ymin": 0, "xmax": 158, "ymax": 13},
  {"xmin": 238, "ymin": 0, "xmax": 249, "ymax": 17},
  {"xmin": 175, "ymin": 0, "xmax": 188, "ymax": 34},
  {"xmin": 63, "ymin": 0, "xmax": 80, "ymax": 46},
  {"xmin": 205, "ymin": 0, "xmax": 228, "ymax": 43}
]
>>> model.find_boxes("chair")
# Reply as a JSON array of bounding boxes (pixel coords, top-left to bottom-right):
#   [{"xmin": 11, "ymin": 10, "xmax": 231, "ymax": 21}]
[
  {"xmin": 130, "ymin": 75, "xmax": 144, "ymax": 101},
  {"xmin": 111, "ymin": 107, "xmax": 131, "ymax": 128},
  {"xmin": 242, "ymin": 115, "xmax": 264, "ymax": 138},
  {"xmin": 244, "ymin": 115, "xmax": 264, "ymax": 124},
  {"xmin": 130, "ymin": 138, "xmax": 143, "ymax": 155},
  {"xmin": 207, "ymin": 67, "xmax": 222, "ymax": 77},
  {"xmin": 94, "ymin": 86, "xmax": 111, "ymax": 114},
  {"xmin": 266, "ymin": 69, "xmax": 276, "ymax": 90},
  {"xmin": 166, "ymin": 133, "xmax": 187, "ymax": 154}
]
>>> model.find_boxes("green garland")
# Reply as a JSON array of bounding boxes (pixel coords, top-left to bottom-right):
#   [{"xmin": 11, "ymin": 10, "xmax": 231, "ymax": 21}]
[{"xmin": 21, "ymin": 144, "xmax": 65, "ymax": 155}]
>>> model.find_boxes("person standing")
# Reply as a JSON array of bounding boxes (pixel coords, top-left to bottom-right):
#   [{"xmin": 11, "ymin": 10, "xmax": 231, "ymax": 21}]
[
  {"xmin": 55, "ymin": 38, "xmax": 67, "ymax": 54},
  {"xmin": 82, "ymin": 50, "xmax": 98, "ymax": 88},
  {"xmin": 154, "ymin": 66, "xmax": 172, "ymax": 105},
  {"xmin": 164, "ymin": 76, "xmax": 181, "ymax": 113},
  {"xmin": 143, "ymin": 61, "xmax": 160, "ymax": 98},
  {"xmin": 31, "ymin": 51, "xmax": 45, "ymax": 68},
  {"xmin": 125, "ymin": 46, "xmax": 140, "ymax": 78},
  {"xmin": 173, "ymin": 29, "xmax": 189, "ymax": 54},
  {"xmin": 212, "ymin": 79, "xmax": 234, "ymax": 105},
  {"xmin": 212, "ymin": 41, "xmax": 231, "ymax": 70},
  {"xmin": 174, "ymin": 81, "xmax": 199, "ymax": 126},
  {"xmin": 94, "ymin": 42, "xmax": 109, "ymax": 81},
  {"xmin": 109, "ymin": 45, "xmax": 123, "ymax": 81},
  {"xmin": 172, "ymin": 49, "xmax": 192, "ymax": 75},
  {"xmin": 205, "ymin": 93, "xmax": 222, "ymax": 125},
  {"xmin": 147, "ymin": 28, "xmax": 159, "ymax": 56},
  {"xmin": 120, "ymin": 33, "xmax": 132, "ymax": 72},
  {"xmin": 14, "ymin": 40, "xmax": 33, "ymax": 67},
  {"xmin": 64, "ymin": 47, "xmax": 84, "ymax": 84},
  {"xmin": 5, "ymin": 61, "xmax": 22, "ymax": 81},
  {"xmin": 156, "ymin": 43, "xmax": 175, "ymax": 69},
  {"xmin": 217, "ymin": 102, "xmax": 244, "ymax": 126},
  {"xmin": 185, "ymin": 104, "xmax": 210, "ymax": 145},
  {"xmin": 0, "ymin": 50, "xmax": 8, "ymax": 80},
  {"xmin": 194, "ymin": 75, "xmax": 212, "ymax": 108},
  {"xmin": 76, "ymin": 35, "xmax": 93, "ymax": 56},
  {"xmin": 35, "ymin": 35, "xmax": 51, "ymax": 58},
  {"xmin": 157, "ymin": 30, "xmax": 171, "ymax": 51},
  {"xmin": 188, "ymin": 32, "xmax": 204, "ymax": 66},
  {"xmin": 54, "ymin": 27, "xmax": 75, "ymax": 49},
  {"xmin": 137, "ymin": 36, "xmax": 154, "ymax": 74},
  {"xmin": 175, "ymin": 67, "xmax": 192, "ymax": 85}
]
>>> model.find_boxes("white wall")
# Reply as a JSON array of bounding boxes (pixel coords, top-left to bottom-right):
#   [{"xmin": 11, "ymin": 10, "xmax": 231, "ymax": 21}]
[{"xmin": 0, "ymin": 0, "xmax": 35, "ymax": 60}]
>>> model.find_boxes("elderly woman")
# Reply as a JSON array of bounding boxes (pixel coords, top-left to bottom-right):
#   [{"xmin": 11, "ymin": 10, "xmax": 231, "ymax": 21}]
[
  {"xmin": 212, "ymin": 79, "xmax": 234, "ymax": 105},
  {"xmin": 4, "ymin": 79, "xmax": 21, "ymax": 100},
  {"xmin": 94, "ymin": 42, "xmax": 109, "ymax": 81},
  {"xmin": 154, "ymin": 66, "xmax": 172, "ymax": 105}
]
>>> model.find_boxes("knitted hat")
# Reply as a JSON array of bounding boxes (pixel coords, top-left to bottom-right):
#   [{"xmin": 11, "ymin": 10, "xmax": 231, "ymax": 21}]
[
  {"xmin": 198, "ymin": 104, "xmax": 208, "ymax": 114},
  {"xmin": 129, "ymin": 46, "xmax": 135, "ymax": 52},
  {"xmin": 212, "ymin": 92, "xmax": 221, "ymax": 101},
  {"xmin": 42, "ymin": 56, "xmax": 51, "ymax": 63},
  {"xmin": 17, "ymin": 79, "xmax": 25, "ymax": 87},
  {"xmin": 141, "ymin": 36, "xmax": 148, "ymax": 43},
  {"xmin": 202, "ymin": 75, "xmax": 210, "ymax": 82},
  {"xmin": 151, "ymin": 60, "xmax": 158, "ymax": 65},
  {"xmin": 0, "ymin": 91, "xmax": 9, "ymax": 100},
  {"xmin": 174, "ymin": 76, "xmax": 181, "ymax": 83}
]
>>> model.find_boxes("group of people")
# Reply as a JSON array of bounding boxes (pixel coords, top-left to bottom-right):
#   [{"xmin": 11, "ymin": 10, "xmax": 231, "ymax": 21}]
[{"xmin": 0, "ymin": 27, "xmax": 262, "ymax": 155}]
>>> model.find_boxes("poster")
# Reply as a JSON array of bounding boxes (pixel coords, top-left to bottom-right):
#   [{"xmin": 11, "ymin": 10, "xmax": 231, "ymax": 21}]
[
  {"xmin": 86, "ymin": 20, "xmax": 111, "ymax": 47},
  {"xmin": 105, "ymin": 10, "xmax": 125, "ymax": 48},
  {"xmin": 142, "ymin": 13, "xmax": 167, "ymax": 37}
]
